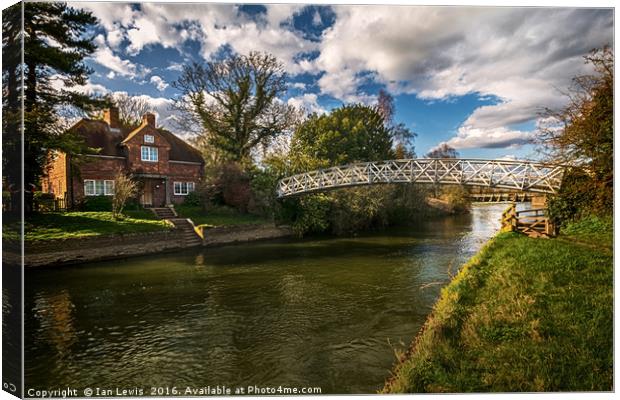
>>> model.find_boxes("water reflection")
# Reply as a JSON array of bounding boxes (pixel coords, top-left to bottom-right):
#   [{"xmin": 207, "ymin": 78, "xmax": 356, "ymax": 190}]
[{"xmin": 25, "ymin": 204, "xmax": 517, "ymax": 394}]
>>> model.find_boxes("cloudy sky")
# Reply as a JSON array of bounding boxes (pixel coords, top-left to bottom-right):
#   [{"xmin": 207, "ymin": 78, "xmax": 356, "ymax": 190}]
[{"xmin": 67, "ymin": 1, "xmax": 613, "ymax": 159}]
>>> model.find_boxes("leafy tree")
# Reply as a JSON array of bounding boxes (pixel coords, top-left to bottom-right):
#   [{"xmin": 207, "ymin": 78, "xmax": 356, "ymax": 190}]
[
  {"xmin": 172, "ymin": 51, "xmax": 299, "ymax": 164},
  {"xmin": 539, "ymin": 46, "xmax": 613, "ymax": 219},
  {"xmin": 286, "ymin": 104, "xmax": 428, "ymax": 236},
  {"xmin": 2, "ymin": 2, "xmax": 104, "ymax": 211},
  {"xmin": 290, "ymin": 104, "xmax": 395, "ymax": 169},
  {"xmin": 2, "ymin": 4, "xmax": 23, "ymax": 213}
]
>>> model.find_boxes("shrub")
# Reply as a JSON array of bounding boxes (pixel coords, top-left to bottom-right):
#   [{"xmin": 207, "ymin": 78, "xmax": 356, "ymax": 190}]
[
  {"xmin": 440, "ymin": 185, "xmax": 470, "ymax": 213},
  {"xmin": 82, "ymin": 195, "xmax": 112, "ymax": 211},
  {"xmin": 547, "ymin": 169, "xmax": 597, "ymax": 225},
  {"xmin": 112, "ymin": 173, "xmax": 138, "ymax": 219},
  {"xmin": 183, "ymin": 190, "xmax": 202, "ymax": 206},
  {"xmin": 214, "ymin": 162, "xmax": 252, "ymax": 212}
]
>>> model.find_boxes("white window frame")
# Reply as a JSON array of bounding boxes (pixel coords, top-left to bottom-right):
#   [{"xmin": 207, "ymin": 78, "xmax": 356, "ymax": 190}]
[
  {"xmin": 104, "ymin": 180, "xmax": 115, "ymax": 195},
  {"xmin": 84, "ymin": 179, "xmax": 96, "ymax": 196},
  {"xmin": 144, "ymin": 134, "xmax": 154, "ymax": 143},
  {"xmin": 173, "ymin": 181, "xmax": 195, "ymax": 196},
  {"xmin": 84, "ymin": 179, "xmax": 115, "ymax": 196},
  {"xmin": 141, "ymin": 146, "xmax": 158, "ymax": 162}
]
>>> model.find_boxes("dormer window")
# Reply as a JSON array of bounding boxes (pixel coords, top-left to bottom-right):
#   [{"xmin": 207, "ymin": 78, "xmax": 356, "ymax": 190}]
[
  {"xmin": 141, "ymin": 146, "xmax": 158, "ymax": 162},
  {"xmin": 144, "ymin": 134, "xmax": 154, "ymax": 143}
]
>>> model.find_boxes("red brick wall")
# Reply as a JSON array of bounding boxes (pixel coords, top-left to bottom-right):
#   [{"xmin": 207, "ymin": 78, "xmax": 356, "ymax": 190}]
[
  {"xmin": 72, "ymin": 156, "xmax": 126, "ymax": 203},
  {"xmin": 168, "ymin": 162, "xmax": 204, "ymax": 204},
  {"xmin": 125, "ymin": 126, "xmax": 171, "ymax": 175},
  {"xmin": 43, "ymin": 152, "xmax": 68, "ymax": 199}
]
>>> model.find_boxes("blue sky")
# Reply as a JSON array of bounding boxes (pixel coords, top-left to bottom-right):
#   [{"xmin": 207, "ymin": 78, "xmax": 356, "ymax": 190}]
[{"xmin": 68, "ymin": 2, "xmax": 613, "ymax": 160}]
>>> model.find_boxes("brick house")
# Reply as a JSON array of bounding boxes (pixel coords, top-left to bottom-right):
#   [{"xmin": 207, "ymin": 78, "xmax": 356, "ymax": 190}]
[{"xmin": 44, "ymin": 108, "xmax": 204, "ymax": 208}]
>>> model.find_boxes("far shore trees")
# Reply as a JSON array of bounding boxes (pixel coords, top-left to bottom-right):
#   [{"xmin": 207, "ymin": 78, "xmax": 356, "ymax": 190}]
[{"xmin": 278, "ymin": 103, "xmax": 430, "ymax": 236}]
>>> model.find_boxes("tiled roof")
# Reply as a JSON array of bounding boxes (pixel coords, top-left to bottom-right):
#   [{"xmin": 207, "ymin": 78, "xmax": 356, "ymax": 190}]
[{"xmin": 70, "ymin": 119, "xmax": 204, "ymax": 164}]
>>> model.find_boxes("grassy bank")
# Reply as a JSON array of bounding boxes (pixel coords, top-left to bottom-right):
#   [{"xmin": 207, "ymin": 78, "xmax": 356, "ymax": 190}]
[
  {"xmin": 383, "ymin": 219, "xmax": 612, "ymax": 392},
  {"xmin": 22, "ymin": 211, "xmax": 172, "ymax": 241}
]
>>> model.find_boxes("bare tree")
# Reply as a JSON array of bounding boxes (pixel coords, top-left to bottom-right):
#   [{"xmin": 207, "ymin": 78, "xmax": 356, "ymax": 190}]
[
  {"xmin": 112, "ymin": 172, "xmax": 137, "ymax": 219},
  {"xmin": 377, "ymin": 89, "xmax": 394, "ymax": 126},
  {"xmin": 110, "ymin": 93, "xmax": 153, "ymax": 129},
  {"xmin": 171, "ymin": 51, "xmax": 300, "ymax": 164}
]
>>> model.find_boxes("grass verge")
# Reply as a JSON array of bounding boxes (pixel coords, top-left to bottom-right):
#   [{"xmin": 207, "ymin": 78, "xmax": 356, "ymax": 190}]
[
  {"xmin": 383, "ymin": 228, "xmax": 612, "ymax": 392},
  {"xmin": 23, "ymin": 211, "xmax": 172, "ymax": 241},
  {"xmin": 175, "ymin": 204, "xmax": 270, "ymax": 227}
]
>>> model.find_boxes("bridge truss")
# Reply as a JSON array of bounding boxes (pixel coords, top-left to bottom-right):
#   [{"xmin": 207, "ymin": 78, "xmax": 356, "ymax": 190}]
[{"xmin": 276, "ymin": 158, "xmax": 566, "ymax": 198}]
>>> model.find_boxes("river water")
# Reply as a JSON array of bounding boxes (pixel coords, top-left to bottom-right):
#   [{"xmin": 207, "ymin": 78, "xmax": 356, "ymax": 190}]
[{"xmin": 24, "ymin": 203, "xmax": 514, "ymax": 394}]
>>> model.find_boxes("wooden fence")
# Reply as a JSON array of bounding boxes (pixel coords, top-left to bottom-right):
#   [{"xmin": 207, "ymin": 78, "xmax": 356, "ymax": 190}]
[
  {"xmin": 34, "ymin": 197, "xmax": 67, "ymax": 212},
  {"xmin": 501, "ymin": 203, "xmax": 556, "ymax": 238}
]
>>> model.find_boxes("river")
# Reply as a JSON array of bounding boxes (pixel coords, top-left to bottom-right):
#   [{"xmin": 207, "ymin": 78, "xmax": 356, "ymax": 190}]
[{"xmin": 24, "ymin": 203, "xmax": 516, "ymax": 394}]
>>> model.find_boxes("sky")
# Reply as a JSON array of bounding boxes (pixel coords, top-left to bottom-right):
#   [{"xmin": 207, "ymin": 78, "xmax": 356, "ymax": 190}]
[{"xmin": 65, "ymin": 1, "xmax": 614, "ymax": 160}]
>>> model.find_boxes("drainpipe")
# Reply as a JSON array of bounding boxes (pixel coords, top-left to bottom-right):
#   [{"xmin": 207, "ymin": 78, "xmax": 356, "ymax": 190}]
[
  {"xmin": 165, "ymin": 177, "xmax": 171, "ymax": 205},
  {"xmin": 67, "ymin": 155, "xmax": 74, "ymax": 209}
]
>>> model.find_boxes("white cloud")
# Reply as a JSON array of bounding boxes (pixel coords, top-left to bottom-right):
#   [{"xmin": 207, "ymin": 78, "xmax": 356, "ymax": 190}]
[
  {"xmin": 166, "ymin": 62, "xmax": 185, "ymax": 72},
  {"xmin": 149, "ymin": 75, "xmax": 169, "ymax": 92},
  {"xmin": 444, "ymin": 126, "xmax": 535, "ymax": 150},
  {"xmin": 287, "ymin": 93, "xmax": 326, "ymax": 115},
  {"xmin": 74, "ymin": 3, "xmax": 612, "ymax": 151},
  {"xmin": 312, "ymin": 10, "xmax": 323, "ymax": 27},
  {"xmin": 289, "ymin": 82, "xmax": 307, "ymax": 90},
  {"xmin": 76, "ymin": 2, "xmax": 316, "ymax": 75},
  {"xmin": 92, "ymin": 35, "xmax": 139, "ymax": 78},
  {"xmin": 312, "ymin": 6, "xmax": 611, "ymax": 148}
]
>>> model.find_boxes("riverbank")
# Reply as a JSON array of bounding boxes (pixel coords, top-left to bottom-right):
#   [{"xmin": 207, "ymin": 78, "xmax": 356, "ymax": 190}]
[
  {"xmin": 382, "ymin": 217, "xmax": 613, "ymax": 392},
  {"xmin": 12, "ymin": 223, "xmax": 292, "ymax": 267}
]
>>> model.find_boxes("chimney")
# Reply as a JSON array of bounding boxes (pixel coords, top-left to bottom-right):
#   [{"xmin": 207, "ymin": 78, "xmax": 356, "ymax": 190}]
[
  {"xmin": 104, "ymin": 107, "xmax": 120, "ymax": 129},
  {"xmin": 142, "ymin": 112, "xmax": 156, "ymax": 128}
]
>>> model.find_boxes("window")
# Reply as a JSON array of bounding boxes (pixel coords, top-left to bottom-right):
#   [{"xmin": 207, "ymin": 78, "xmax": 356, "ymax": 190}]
[
  {"xmin": 141, "ymin": 146, "xmax": 158, "ymax": 162},
  {"xmin": 144, "ymin": 134, "xmax": 154, "ymax": 143},
  {"xmin": 84, "ymin": 179, "xmax": 114, "ymax": 196},
  {"xmin": 174, "ymin": 181, "xmax": 195, "ymax": 195}
]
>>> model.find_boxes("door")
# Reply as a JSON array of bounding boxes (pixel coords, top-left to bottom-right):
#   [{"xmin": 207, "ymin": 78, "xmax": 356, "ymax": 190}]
[{"xmin": 141, "ymin": 180, "xmax": 153, "ymax": 206}]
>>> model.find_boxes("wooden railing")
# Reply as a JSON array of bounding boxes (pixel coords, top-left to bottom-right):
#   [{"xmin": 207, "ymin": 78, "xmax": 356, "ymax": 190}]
[{"xmin": 501, "ymin": 204, "xmax": 556, "ymax": 238}]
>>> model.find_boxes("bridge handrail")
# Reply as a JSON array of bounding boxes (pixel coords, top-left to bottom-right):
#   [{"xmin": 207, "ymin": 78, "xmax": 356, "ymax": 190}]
[
  {"xmin": 280, "ymin": 158, "xmax": 565, "ymax": 182},
  {"xmin": 277, "ymin": 158, "xmax": 566, "ymax": 198}
]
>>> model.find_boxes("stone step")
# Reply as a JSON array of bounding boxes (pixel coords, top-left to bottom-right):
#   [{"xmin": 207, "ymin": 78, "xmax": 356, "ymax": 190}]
[{"xmin": 151, "ymin": 207, "xmax": 177, "ymax": 219}]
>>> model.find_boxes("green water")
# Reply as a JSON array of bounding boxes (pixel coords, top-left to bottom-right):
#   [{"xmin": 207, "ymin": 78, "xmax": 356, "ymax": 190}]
[{"xmin": 24, "ymin": 204, "xmax": 511, "ymax": 394}]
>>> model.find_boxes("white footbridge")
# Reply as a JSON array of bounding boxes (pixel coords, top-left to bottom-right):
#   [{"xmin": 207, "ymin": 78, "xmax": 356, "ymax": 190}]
[{"xmin": 276, "ymin": 158, "xmax": 566, "ymax": 198}]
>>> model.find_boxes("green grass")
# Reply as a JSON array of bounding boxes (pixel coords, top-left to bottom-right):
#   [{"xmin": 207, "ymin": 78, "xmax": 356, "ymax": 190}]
[
  {"xmin": 175, "ymin": 204, "xmax": 270, "ymax": 227},
  {"xmin": 23, "ymin": 211, "xmax": 172, "ymax": 241},
  {"xmin": 124, "ymin": 208, "xmax": 160, "ymax": 220},
  {"xmin": 383, "ymin": 224, "xmax": 613, "ymax": 392},
  {"xmin": 560, "ymin": 215, "xmax": 613, "ymax": 248}
]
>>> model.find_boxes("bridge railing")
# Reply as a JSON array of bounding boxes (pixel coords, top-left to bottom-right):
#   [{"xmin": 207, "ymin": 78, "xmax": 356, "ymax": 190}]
[{"xmin": 277, "ymin": 158, "xmax": 565, "ymax": 198}]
